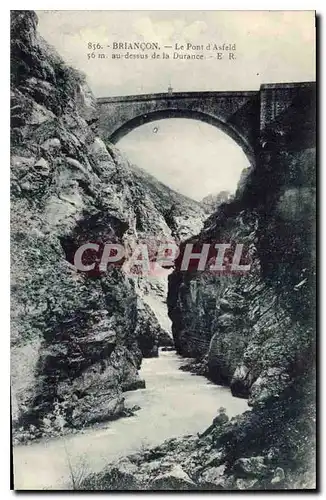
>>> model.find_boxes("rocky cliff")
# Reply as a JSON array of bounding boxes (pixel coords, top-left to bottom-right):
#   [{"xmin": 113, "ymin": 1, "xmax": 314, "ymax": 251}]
[
  {"xmin": 168, "ymin": 84, "xmax": 316, "ymax": 408},
  {"xmin": 201, "ymin": 190, "xmax": 232, "ymax": 213},
  {"xmin": 163, "ymin": 83, "xmax": 316, "ymax": 486},
  {"xmin": 10, "ymin": 10, "xmax": 203, "ymax": 440}
]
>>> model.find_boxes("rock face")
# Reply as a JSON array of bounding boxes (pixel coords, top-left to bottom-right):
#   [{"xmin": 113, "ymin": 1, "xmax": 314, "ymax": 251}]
[
  {"xmin": 134, "ymin": 269, "xmax": 174, "ymax": 347},
  {"xmin": 144, "ymin": 79, "xmax": 316, "ymax": 488},
  {"xmin": 10, "ymin": 11, "xmax": 204, "ymax": 439},
  {"xmin": 201, "ymin": 190, "xmax": 232, "ymax": 214},
  {"xmin": 168, "ymin": 89, "xmax": 316, "ymax": 408}
]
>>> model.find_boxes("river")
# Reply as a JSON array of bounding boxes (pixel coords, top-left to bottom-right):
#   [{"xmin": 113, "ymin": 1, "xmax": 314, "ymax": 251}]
[{"xmin": 13, "ymin": 350, "xmax": 248, "ymax": 490}]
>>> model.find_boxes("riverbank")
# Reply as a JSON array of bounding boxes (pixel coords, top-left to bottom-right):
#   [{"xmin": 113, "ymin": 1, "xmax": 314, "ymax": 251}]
[{"xmin": 13, "ymin": 350, "xmax": 248, "ymax": 490}]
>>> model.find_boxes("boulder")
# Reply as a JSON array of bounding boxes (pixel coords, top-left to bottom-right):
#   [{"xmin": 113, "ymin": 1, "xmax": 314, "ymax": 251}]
[
  {"xmin": 122, "ymin": 379, "xmax": 146, "ymax": 392},
  {"xmin": 233, "ymin": 457, "xmax": 269, "ymax": 478},
  {"xmin": 90, "ymin": 459, "xmax": 141, "ymax": 490},
  {"xmin": 236, "ymin": 477, "xmax": 259, "ymax": 490},
  {"xmin": 230, "ymin": 364, "xmax": 254, "ymax": 398},
  {"xmin": 216, "ymin": 313, "xmax": 235, "ymax": 330},
  {"xmin": 198, "ymin": 465, "xmax": 231, "ymax": 489},
  {"xmin": 203, "ymin": 451, "xmax": 226, "ymax": 468},
  {"xmin": 271, "ymin": 467, "xmax": 285, "ymax": 485},
  {"xmin": 249, "ymin": 368, "xmax": 291, "ymax": 407},
  {"xmin": 149, "ymin": 464, "xmax": 196, "ymax": 490}
]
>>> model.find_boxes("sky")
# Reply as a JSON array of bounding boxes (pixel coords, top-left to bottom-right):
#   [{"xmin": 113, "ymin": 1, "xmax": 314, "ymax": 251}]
[
  {"xmin": 118, "ymin": 118, "xmax": 249, "ymax": 200},
  {"xmin": 36, "ymin": 10, "xmax": 315, "ymax": 200},
  {"xmin": 37, "ymin": 10, "xmax": 315, "ymax": 97}
]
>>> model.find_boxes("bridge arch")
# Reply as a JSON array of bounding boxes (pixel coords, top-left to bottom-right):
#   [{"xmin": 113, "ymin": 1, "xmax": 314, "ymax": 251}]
[
  {"xmin": 97, "ymin": 84, "xmax": 315, "ymax": 186},
  {"xmin": 107, "ymin": 109, "xmax": 255, "ymax": 166}
]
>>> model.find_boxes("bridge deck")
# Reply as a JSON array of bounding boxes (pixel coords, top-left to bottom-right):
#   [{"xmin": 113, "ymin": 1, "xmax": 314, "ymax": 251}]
[
  {"xmin": 97, "ymin": 90, "xmax": 259, "ymax": 104},
  {"xmin": 97, "ymin": 83, "xmax": 314, "ymax": 104}
]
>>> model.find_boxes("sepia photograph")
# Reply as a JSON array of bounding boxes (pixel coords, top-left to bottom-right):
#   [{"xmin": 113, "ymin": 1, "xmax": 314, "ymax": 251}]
[{"xmin": 10, "ymin": 9, "xmax": 316, "ymax": 491}]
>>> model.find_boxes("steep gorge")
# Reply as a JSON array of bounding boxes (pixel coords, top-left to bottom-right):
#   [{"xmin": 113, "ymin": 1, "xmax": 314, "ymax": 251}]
[
  {"xmin": 82, "ymin": 101, "xmax": 316, "ymax": 489},
  {"xmin": 11, "ymin": 10, "xmax": 316, "ymax": 491},
  {"xmin": 81, "ymin": 68, "xmax": 316, "ymax": 492}
]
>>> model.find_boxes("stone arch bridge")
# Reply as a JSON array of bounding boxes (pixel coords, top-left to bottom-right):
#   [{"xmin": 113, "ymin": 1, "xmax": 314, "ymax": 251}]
[{"xmin": 97, "ymin": 82, "xmax": 316, "ymax": 166}]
